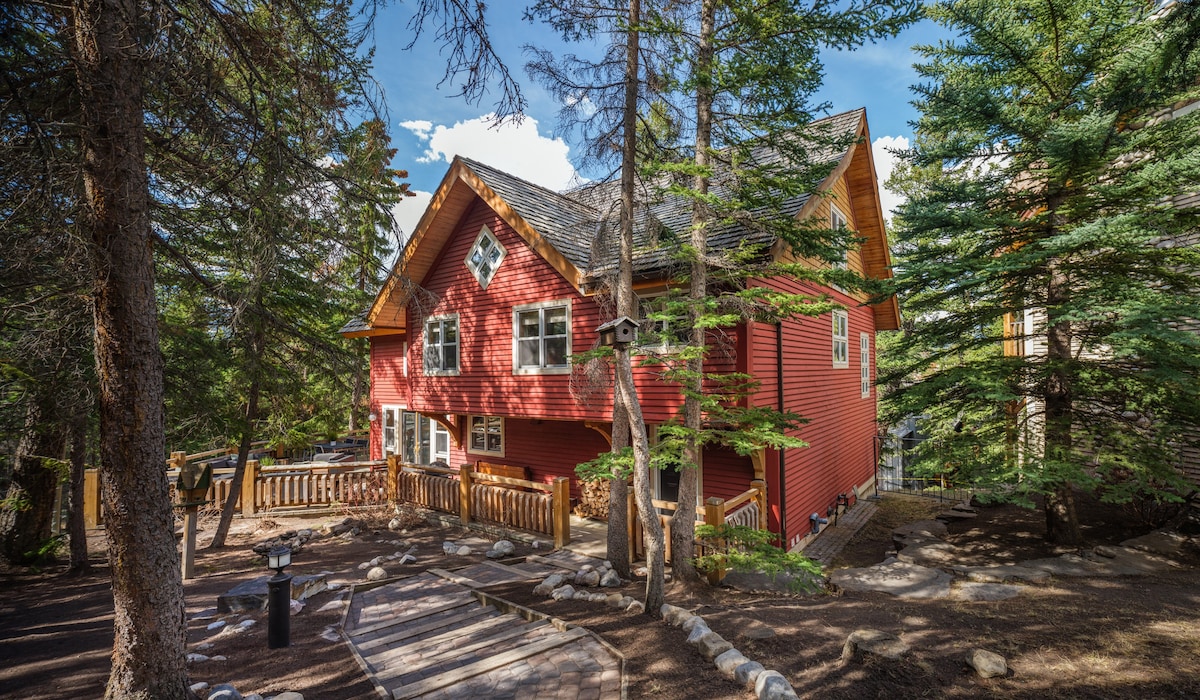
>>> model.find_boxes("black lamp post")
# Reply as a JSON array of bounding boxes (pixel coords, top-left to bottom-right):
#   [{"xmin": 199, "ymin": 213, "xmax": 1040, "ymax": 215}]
[{"xmin": 266, "ymin": 545, "xmax": 292, "ymax": 649}]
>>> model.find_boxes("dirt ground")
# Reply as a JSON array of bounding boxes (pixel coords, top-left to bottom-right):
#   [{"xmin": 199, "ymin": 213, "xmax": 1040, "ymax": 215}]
[{"xmin": 1, "ymin": 493, "xmax": 1198, "ymax": 699}]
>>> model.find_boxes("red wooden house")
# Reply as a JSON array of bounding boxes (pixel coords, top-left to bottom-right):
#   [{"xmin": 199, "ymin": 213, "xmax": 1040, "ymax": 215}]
[{"xmin": 343, "ymin": 108, "xmax": 900, "ymax": 551}]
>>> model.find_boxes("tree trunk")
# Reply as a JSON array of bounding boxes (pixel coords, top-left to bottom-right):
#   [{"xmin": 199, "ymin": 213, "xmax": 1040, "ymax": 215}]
[
  {"xmin": 671, "ymin": 0, "xmax": 716, "ymax": 587},
  {"xmin": 616, "ymin": 345, "xmax": 665, "ymax": 616},
  {"xmin": 605, "ymin": 0, "xmax": 641, "ymax": 581},
  {"xmin": 68, "ymin": 0, "xmax": 193, "ymax": 694},
  {"xmin": 210, "ymin": 341, "xmax": 263, "ymax": 549},
  {"xmin": 67, "ymin": 412, "xmax": 91, "ymax": 574},
  {"xmin": 0, "ymin": 401, "xmax": 66, "ymax": 565},
  {"xmin": 1042, "ymin": 214, "xmax": 1082, "ymax": 546}
]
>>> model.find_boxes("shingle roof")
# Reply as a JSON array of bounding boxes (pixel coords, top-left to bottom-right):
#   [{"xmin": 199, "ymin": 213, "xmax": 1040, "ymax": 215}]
[{"xmin": 466, "ymin": 109, "xmax": 862, "ymax": 281}]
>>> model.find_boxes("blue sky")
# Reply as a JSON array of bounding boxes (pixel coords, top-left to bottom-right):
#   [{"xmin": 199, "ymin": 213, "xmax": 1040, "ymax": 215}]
[{"xmin": 363, "ymin": 5, "xmax": 953, "ymax": 237}]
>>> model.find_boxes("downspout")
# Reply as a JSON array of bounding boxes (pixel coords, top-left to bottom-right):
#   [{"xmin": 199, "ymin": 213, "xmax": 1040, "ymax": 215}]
[{"xmin": 776, "ymin": 321, "xmax": 787, "ymax": 542}]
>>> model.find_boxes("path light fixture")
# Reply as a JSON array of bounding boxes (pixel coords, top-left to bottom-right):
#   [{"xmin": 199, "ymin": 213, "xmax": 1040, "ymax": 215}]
[{"xmin": 266, "ymin": 545, "xmax": 293, "ymax": 649}]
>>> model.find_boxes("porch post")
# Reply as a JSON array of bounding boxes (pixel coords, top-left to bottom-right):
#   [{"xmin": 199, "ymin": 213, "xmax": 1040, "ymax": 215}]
[
  {"xmin": 459, "ymin": 463, "xmax": 472, "ymax": 525},
  {"xmin": 704, "ymin": 497, "xmax": 726, "ymax": 585},
  {"xmin": 751, "ymin": 478, "xmax": 767, "ymax": 531},
  {"xmin": 241, "ymin": 458, "xmax": 258, "ymax": 516},
  {"xmin": 552, "ymin": 477, "xmax": 571, "ymax": 548}
]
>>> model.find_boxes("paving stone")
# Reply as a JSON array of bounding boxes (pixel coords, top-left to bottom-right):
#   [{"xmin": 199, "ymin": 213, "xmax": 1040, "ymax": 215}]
[{"xmin": 830, "ymin": 561, "xmax": 953, "ymax": 599}]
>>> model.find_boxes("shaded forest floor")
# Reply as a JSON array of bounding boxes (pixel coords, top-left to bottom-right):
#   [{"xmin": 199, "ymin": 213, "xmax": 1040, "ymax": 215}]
[{"xmin": 1, "ymin": 493, "xmax": 1198, "ymax": 699}]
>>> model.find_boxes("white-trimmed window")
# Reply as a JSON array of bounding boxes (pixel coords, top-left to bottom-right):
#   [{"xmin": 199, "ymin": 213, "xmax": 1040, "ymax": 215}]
[
  {"xmin": 423, "ymin": 314, "xmax": 459, "ymax": 375},
  {"xmin": 465, "ymin": 225, "xmax": 506, "ymax": 289},
  {"xmin": 637, "ymin": 295, "xmax": 689, "ymax": 353},
  {"xmin": 467, "ymin": 415, "xmax": 504, "ymax": 457},
  {"xmin": 860, "ymin": 332, "xmax": 871, "ymax": 397},
  {"xmin": 400, "ymin": 411, "xmax": 450, "ymax": 465},
  {"xmin": 830, "ymin": 205, "xmax": 849, "ymax": 270},
  {"xmin": 832, "ymin": 309, "xmax": 849, "ymax": 368},
  {"xmin": 513, "ymin": 300, "xmax": 571, "ymax": 374}
]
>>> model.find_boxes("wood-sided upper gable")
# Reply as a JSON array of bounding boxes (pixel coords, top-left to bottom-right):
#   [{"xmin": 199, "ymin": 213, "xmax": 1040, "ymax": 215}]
[
  {"xmin": 365, "ymin": 158, "xmax": 586, "ymax": 332},
  {"xmin": 769, "ymin": 111, "xmax": 901, "ymax": 331}
]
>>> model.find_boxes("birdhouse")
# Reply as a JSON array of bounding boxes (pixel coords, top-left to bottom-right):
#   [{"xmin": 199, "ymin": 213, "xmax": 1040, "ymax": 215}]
[
  {"xmin": 177, "ymin": 462, "xmax": 213, "ymax": 506},
  {"xmin": 597, "ymin": 316, "xmax": 639, "ymax": 347}
]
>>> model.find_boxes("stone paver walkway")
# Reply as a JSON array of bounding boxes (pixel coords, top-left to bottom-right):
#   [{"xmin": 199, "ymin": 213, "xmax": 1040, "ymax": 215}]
[
  {"xmin": 343, "ymin": 552, "xmax": 623, "ymax": 700},
  {"xmin": 801, "ymin": 499, "xmax": 879, "ymax": 565}
]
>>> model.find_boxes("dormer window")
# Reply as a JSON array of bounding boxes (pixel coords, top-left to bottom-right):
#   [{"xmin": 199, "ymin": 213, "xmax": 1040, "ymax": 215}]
[{"xmin": 465, "ymin": 225, "xmax": 505, "ymax": 288}]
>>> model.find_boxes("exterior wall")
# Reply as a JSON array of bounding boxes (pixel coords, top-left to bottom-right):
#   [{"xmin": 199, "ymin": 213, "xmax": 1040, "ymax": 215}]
[
  {"xmin": 701, "ymin": 446, "xmax": 756, "ymax": 502},
  {"xmin": 368, "ymin": 335, "xmax": 408, "ymax": 460},
  {"xmin": 749, "ymin": 279, "xmax": 879, "ymax": 550}
]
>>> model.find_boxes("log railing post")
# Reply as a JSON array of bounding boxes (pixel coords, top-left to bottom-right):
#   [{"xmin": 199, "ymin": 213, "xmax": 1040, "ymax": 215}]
[
  {"xmin": 387, "ymin": 455, "xmax": 400, "ymax": 505},
  {"xmin": 83, "ymin": 468, "xmax": 101, "ymax": 529},
  {"xmin": 242, "ymin": 459, "xmax": 258, "ymax": 516},
  {"xmin": 704, "ymin": 497, "xmax": 726, "ymax": 585},
  {"xmin": 551, "ymin": 477, "xmax": 571, "ymax": 548},
  {"xmin": 459, "ymin": 463, "xmax": 473, "ymax": 525},
  {"xmin": 751, "ymin": 478, "xmax": 767, "ymax": 531}
]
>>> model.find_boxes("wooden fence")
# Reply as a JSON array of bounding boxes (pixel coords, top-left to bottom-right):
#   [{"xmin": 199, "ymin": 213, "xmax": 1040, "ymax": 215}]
[
  {"xmin": 82, "ymin": 449, "xmax": 572, "ymax": 548},
  {"xmin": 388, "ymin": 458, "xmax": 571, "ymax": 548},
  {"xmin": 626, "ymin": 478, "xmax": 768, "ymax": 577}
]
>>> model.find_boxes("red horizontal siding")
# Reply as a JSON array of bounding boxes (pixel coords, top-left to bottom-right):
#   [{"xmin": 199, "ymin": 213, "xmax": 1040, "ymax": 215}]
[
  {"xmin": 748, "ymin": 276, "xmax": 879, "ymax": 549},
  {"xmin": 702, "ymin": 446, "xmax": 755, "ymax": 502},
  {"xmin": 369, "ymin": 336, "xmax": 408, "ymax": 460}
]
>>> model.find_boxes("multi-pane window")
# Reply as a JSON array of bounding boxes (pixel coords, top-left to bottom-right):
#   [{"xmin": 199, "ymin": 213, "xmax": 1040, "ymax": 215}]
[
  {"xmin": 832, "ymin": 309, "xmax": 849, "ymax": 368},
  {"xmin": 468, "ymin": 415, "xmax": 504, "ymax": 456},
  {"xmin": 513, "ymin": 300, "xmax": 570, "ymax": 373},
  {"xmin": 465, "ymin": 226, "xmax": 506, "ymax": 288},
  {"xmin": 831, "ymin": 205, "xmax": 849, "ymax": 270},
  {"xmin": 637, "ymin": 295, "xmax": 689, "ymax": 352},
  {"xmin": 423, "ymin": 315, "xmax": 459, "ymax": 374},
  {"xmin": 401, "ymin": 411, "xmax": 450, "ymax": 465},
  {"xmin": 860, "ymin": 332, "xmax": 871, "ymax": 397}
]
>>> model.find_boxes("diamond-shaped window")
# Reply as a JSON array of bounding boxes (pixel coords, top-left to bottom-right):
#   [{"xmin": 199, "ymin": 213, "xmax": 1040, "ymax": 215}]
[{"xmin": 465, "ymin": 226, "xmax": 506, "ymax": 289}]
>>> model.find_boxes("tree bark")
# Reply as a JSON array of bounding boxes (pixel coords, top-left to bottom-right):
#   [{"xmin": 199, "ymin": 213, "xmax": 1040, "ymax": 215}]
[
  {"xmin": 68, "ymin": 0, "xmax": 192, "ymax": 694},
  {"xmin": 616, "ymin": 345, "xmax": 665, "ymax": 616},
  {"xmin": 210, "ymin": 321, "xmax": 264, "ymax": 549},
  {"xmin": 0, "ymin": 401, "xmax": 66, "ymax": 565},
  {"xmin": 605, "ymin": 0, "xmax": 641, "ymax": 581},
  {"xmin": 67, "ymin": 412, "xmax": 91, "ymax": 574},
  {"xmin": 671, "ymin": 0, "xmax": 716, "ymax": 587},
  {"xmin": 1042, "ymin": 203, "xmax": 1082, "ymax": 546}
]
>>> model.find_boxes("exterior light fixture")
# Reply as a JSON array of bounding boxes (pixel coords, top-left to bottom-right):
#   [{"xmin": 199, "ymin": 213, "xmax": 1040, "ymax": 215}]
[
  {"xmin": 266, "ymin": 545, "xmax": 293, "ymax": 649},
  {"xmin": 368, "ymin": 411, "xmax": 379, "ymax": 423}
]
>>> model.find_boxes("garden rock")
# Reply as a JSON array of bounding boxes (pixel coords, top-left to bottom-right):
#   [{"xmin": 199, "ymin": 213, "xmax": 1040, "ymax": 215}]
[
  {"xmin": 600, "ymin": 570, "xmax": 621, "ymax": 587},
  {"xmin": 660, "ymin": 604, "xmax": 691, "ymax": 627},
  {"xmin": 626, "ymin": 600, "xmax": 644, "ymax": 614},
  {"xmin": 754, "ymin": 670, "xmax": 798, "ymax": 700},
  {"xmin": 694, "ymin": 631, "xmax": 734, "ymax": 662},
  {"xmin": 681, "ymin": 615, "xmax": 708, "ymax": 633},
  {"xmin": 189, "ymin": 682, "xmax": 209, "ymax": 694},
  {"xmin": 686, "ymin": 622, "xmax": 712, "ymax": 644},
  {"xmin": 486, "ymin": 540, "xmax": 515, "ymax": 559},
  {"xmin": 715, "ymin": 649, "xmax": 750, "ymax": 676},
  {"xmin": 841, "ymin": 629, "xmax": 909, "ymax": 663},
  {"xmin": 271, "ymin": 692, "xmax": 305, "ymax": 700},
  {"xmin": 550, "ymin": 585, "xmax": 576, "ymax": 601},
  {"xmin": 953, "ymin": 564, "xmax": 1050, "ymax": 584},
  {"xmin": 442, "ymin": 541, "xmax": 457, "ymax": 555},
  {"xmin": 208, "ymin": 684, "xmax": 243, "ymax": 700},
  {"xmin": 455, "ymin": 546, "xmax": 472, "ymax": 556},
  {"xmin": 366, "ymin": 566, "xmax": 388, "ymax": 581},
  {"xmin": 575, "ymin": 569, "xmax": 601, "ymax": 587},
  {"xmin": 966, "ymin": 648, "xmax": 1008, "ymax": 678},
  {"xmin": 735, "ymin": 661, "xmax": 765, "ymax": 688}
]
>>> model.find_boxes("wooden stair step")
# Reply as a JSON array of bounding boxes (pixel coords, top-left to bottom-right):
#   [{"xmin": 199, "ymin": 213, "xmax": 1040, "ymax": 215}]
[
  {"xmin": 356, "ymin": 604, "xmax": 497, "ymax": 654},
  {"xmin": 373, "ymin": 619, "xmax": 552, "ymax": 686},
  {"xmin": 362, "ymin": 611, "xmax": 523, "ymax": 663},
  {"xmin": 348, "ymin": 594, "xmax": 476, "ymax": 638},
  {"xmin": 389, "ymin": 626, "xmax": 590, "ymax": 700}
]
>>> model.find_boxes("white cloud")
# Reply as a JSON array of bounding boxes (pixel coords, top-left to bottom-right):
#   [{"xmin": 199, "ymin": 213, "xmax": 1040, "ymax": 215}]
[
  {"xmin": 399, "ymin": 114, "xmax": 580, "ymax": 191},
  {"xmin": 398, "ymin": 120, "xmax": 433, "ymax": 139},
  {"xmin": 872, "ymin": 135, "xmax": 909, "ymax": 221}
]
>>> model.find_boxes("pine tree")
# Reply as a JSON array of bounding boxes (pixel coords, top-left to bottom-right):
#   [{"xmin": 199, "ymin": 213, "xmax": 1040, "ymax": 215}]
[{"xmin": 885, "ymin": 0, "xmax": 1200, "ymax": 545}]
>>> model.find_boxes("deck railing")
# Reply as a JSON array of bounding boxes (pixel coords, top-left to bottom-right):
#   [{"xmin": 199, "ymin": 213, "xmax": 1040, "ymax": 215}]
[
  {"xmin": 82, "ymin": 450, "xmax": 572, "ymax": 548},
  {"xmin": 626, "ymin": 478, "xmax": 768, "ymax": 582}
]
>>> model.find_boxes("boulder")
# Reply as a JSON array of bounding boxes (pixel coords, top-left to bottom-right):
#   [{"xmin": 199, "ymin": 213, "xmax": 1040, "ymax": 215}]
[
  {"xmin": 693, "ymin": 631, "xmax": 734, "ymax": 662},
  {"xmin": 550, "ymin": 585, "xmax": 576, "ymax": 601},
  {"xmin": 714, "ymin": 649, "xmax": 750, "ymax": 676},
  {"xmin": 686, "ymin": 622, "xmax": 712, "ymax": 644},
  {"xmin": 734, "ymin": 661, "xmax": 765, "ymax": 688},
  {"xmin": 966, "ymin": 648, "xmax": 1008, "ymax": 678},
  {"xmin": 600, "ymin": 570, "xmax": 622, "ymax": 587},
  {"xmin": 660, "ymin": 604, "xmax": 691, "ymax": 627},
  {"xmin": 208, "ymin": 684, "xmax": 243, "ymax": 700},
  {"xmin": 754, "ymin": 670, "xmax": 798, "ymax": 700},
  {"xmin": 626, "ymin": 600, "xmax": 645, "ymax": 614},
  {"xmin": 366, "ymin": 566, "xmax": 388, "ymax": 581},
  {"xmin": 830, "ymin": 561, "xmax": 952, "ymax": 599},
  {"xmin": 841, "ymin": 629, "xmax": 909, "ymax": 663},
  {"xmin": 455, "ymin": 546, "xmax": 472, "ymax": 556}
]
